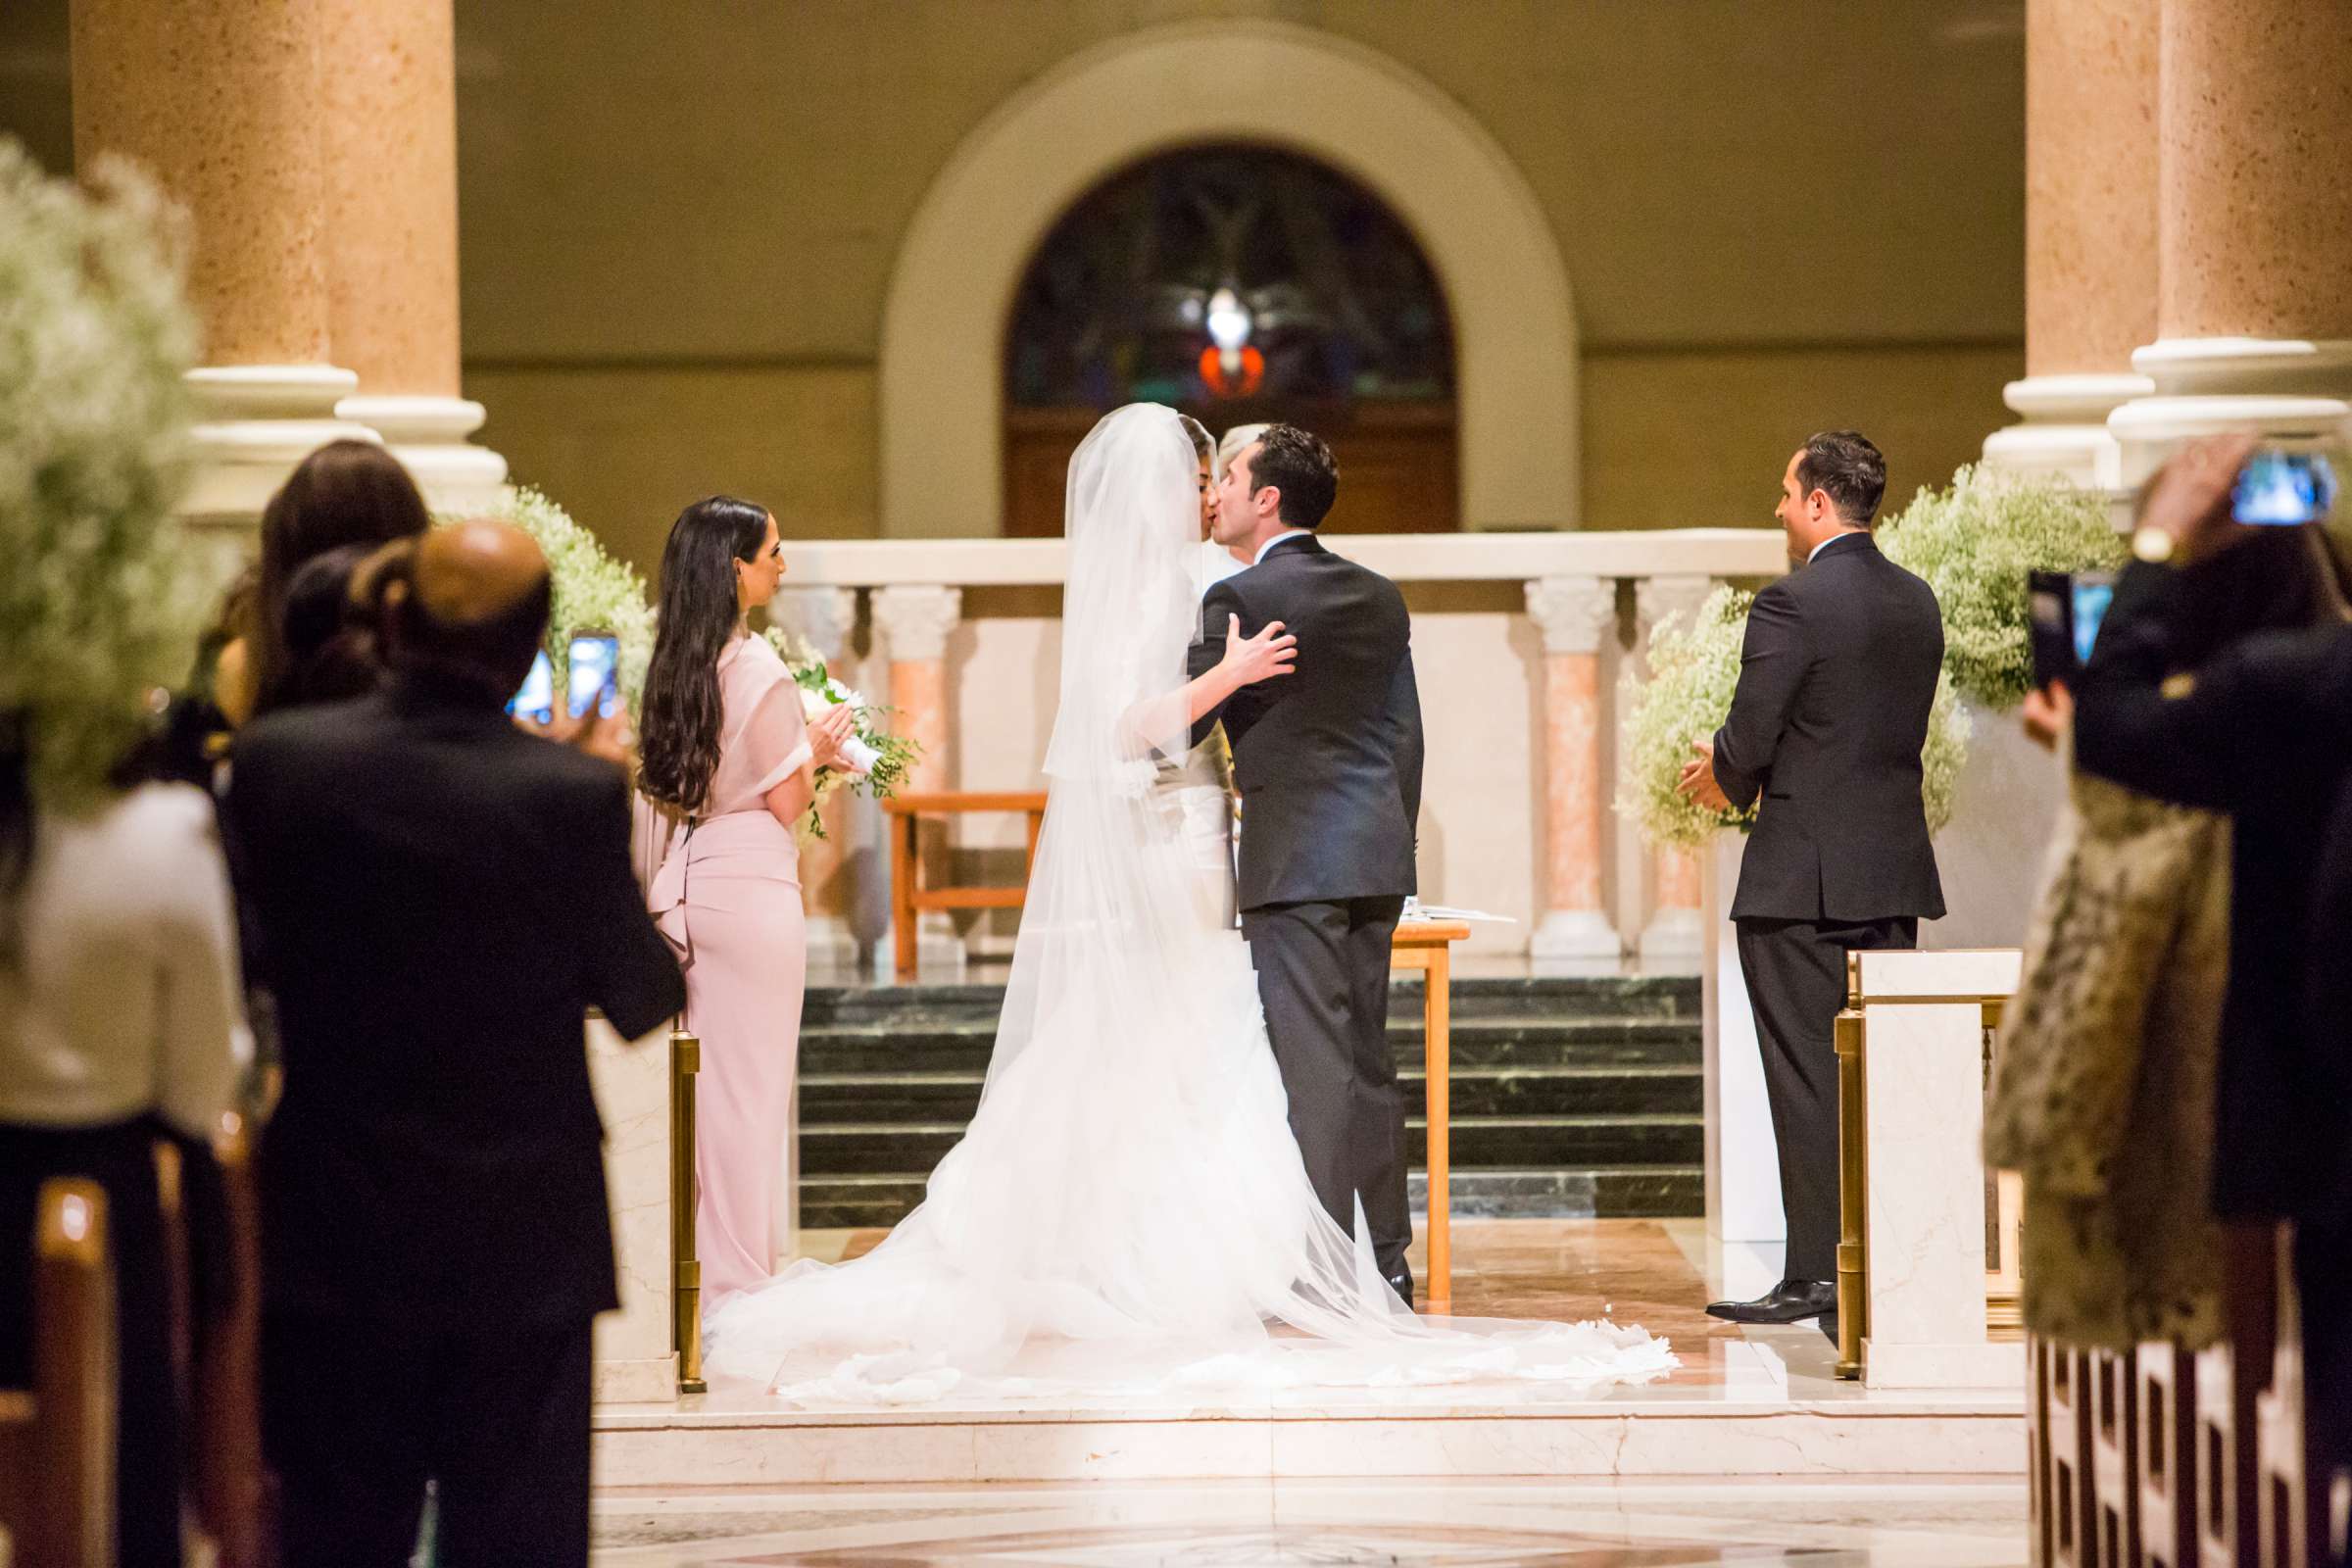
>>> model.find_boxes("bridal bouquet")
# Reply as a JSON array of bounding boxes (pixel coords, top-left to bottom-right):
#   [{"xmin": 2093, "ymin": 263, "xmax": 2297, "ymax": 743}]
[
  {"xmin": 764, "ymin": 628, "xmax": 919, "ymax": 839},
  {"xmin": 1619, "ymin": 584, "xmax": 1969, "ymax": 849}
]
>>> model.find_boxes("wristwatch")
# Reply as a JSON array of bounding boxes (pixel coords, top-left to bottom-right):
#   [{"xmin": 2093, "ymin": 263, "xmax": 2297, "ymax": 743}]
[{"xmin": 2131, "ymin": 525, "xmax": 2177, "ymax": 564}]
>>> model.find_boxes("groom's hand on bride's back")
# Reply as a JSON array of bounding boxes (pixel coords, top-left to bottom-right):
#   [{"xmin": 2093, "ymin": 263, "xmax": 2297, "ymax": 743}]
[{"xmin": 1218, "ymin": 612, "xmax": 1297, "ymax": 686}]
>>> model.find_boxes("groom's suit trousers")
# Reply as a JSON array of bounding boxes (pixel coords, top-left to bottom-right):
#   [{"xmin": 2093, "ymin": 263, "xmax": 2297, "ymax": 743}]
[{"xmin": 1243, "ymin": 895, "xmax": 1412, "ymax": 1280}]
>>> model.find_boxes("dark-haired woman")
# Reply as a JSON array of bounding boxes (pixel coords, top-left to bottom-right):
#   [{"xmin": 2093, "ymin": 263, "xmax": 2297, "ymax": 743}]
[
  {"xmin": 638, "ymin": 498, "xmax": 858, "ymax": 1304},
  {"xmin": 218, "ymin": 438, "xmax": 432, "ymax": 724}
]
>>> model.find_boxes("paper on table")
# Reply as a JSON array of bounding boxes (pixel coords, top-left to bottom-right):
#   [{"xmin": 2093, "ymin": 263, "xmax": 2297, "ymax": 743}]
[{"xmin": 1398, "ymin": 897, "xmax": 1515, "ymax": 924}]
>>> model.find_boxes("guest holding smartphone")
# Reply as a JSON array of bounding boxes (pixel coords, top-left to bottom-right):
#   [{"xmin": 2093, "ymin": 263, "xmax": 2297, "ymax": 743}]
[{"xmin": 637, "ymin": 498, "xmax": 859, "ymax": 1305}]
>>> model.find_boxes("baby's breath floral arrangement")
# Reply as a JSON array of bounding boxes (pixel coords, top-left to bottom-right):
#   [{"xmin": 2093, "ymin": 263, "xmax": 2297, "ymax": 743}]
[
  {"xmin": 0, "ymin": 143, "xmax": 235, "ymax": 808},
  {"xmin": 763, "ymin": 627, "xmax": 920, "ymax": 840},
  {"xmin": 440, "ymin": 485, "xmax": 657, "ymax": 705},
  {"xmin": 1619, "ymin": 585, "xmax": 1971, "ymax": 849},
  {"xmin": 1877, "ymin": 465, "xmax": 2124, "ymax": 711}
]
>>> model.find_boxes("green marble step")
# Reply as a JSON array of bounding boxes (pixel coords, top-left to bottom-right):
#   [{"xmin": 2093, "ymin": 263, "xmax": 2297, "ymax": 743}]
[
  {"xmin": 798, "ymin": 1112, "xmax": 1704, "ymax": 1177},
  {"xmin": 799, "ymin": 1164, "xmax": 1704, "ymax": 1231},
  {"xmin": 800, "ymin": 1061, "xmax": 1701, "ymax": 1121}
]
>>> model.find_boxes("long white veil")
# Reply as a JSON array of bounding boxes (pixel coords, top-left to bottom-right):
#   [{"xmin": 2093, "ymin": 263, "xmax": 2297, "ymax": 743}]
[{"xmin": 701, "ymin": 404, "xmax": 1673, "ymax": 1401}]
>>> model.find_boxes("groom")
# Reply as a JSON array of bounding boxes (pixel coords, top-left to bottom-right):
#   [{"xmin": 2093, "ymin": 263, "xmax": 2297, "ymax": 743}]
[{"xmin": 1188, "ymin": 425, "xmax": 1426, "ymax": 1306}]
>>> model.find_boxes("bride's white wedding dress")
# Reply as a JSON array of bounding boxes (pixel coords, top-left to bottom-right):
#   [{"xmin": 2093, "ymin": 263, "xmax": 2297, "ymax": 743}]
[{"xmin": 701, "ymin": 405, "xmax": 1673, "ymax": 1402}]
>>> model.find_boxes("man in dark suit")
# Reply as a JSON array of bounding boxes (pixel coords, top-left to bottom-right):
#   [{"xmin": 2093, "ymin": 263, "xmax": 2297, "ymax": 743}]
[
  {"xmin": 1679, "ymin": 430, "xmax": 1945, "ymax": 1328},
  {"xmin": 1187, "ymin": 425, "xmax": 1427, "ymax": 1304},
  {"xmin": 224, "ymin": 521, "xmax": 684, "ymax": 1568}
]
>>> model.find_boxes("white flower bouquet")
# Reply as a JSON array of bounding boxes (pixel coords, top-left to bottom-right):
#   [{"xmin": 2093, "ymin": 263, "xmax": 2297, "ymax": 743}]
[
  {"xmin": 764, "ymin": 628, "xmax": 920, "ymax": 839},
  {"xmin": 1618, "ymin": 584, "xmax": 1970, "ymax": 849}
]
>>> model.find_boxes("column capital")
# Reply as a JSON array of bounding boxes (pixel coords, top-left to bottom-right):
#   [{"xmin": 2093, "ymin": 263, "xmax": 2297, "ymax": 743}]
[
  {"xmin": 872, "ymin": 584, "xmax": 962, "ymax": 662},
  {"xmin": 1524, "ymin": 574, "xmax": 1616, "ymax": 657},
  {"xmin": 1634, "ymin": 573, "xmax": 1716, "ymax": 631},
  {"xmin": 771, "ymin": 585, "xmax": 860, "ymax": 665}
]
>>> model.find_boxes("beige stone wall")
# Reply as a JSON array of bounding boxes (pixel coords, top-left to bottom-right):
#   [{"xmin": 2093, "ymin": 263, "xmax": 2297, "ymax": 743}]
[{"xmin": 5, "ymin": 0, "xmax": 2025, "ymax": 570}]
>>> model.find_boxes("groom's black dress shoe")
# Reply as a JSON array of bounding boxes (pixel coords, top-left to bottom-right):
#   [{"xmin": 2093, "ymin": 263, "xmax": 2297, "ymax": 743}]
[
  {"xmin": 1704, "ymin": 1278, "xmax": 1836, "ymax": 1325},
  {"xmin": 1385, "ymin": 1272, "xmax": 1415, "ymax": 1311}
]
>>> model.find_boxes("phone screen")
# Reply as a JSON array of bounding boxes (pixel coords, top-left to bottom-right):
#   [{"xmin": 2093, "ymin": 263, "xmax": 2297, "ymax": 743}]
[
  {"xmin": 2070, "ymin": 576, "xmax": 2115, "ymax": 665},
  {"xmin": 508, "ymin": 649, "xmax": 556, "ymax": 723},
  {"xmin": 566, "ymin": 632, "xmax": 621, "ymax": 719},
  {"xmin": 2232, "ymin": 451, "xmax": 2337, "ymax": 526}
]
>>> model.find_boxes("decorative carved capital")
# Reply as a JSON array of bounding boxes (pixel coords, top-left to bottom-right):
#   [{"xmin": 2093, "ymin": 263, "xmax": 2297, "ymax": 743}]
[
  {"xmin": 1524, "ymin": 573, "xmax": 1617, "ymax": 656},
  {"xmin": 872, "ymin": 585, "xmax": 962, "ymax": 663},
  {"xmin": 1635, "ymin": 572, "xmax": 1716, "ymax": 633},
  {"xmin": 772, "ymin": 586, "xmax": 859, "ymax": 663}
]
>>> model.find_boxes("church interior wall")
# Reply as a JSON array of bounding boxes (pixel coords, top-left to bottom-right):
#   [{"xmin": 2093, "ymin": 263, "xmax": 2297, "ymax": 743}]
[{"xmin": 0, "ymin": 0, "xmax": 2024, "ymax": 577}]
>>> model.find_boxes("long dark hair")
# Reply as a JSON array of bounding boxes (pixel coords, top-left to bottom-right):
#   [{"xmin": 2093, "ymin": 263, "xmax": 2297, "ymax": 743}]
[
  {"xmin": 639, "ymin": 496, "xmax": 773, "ymax": 811},
  {"xmin": 251, "ymin": 440, "xmax": 432, "ymax": 716}
]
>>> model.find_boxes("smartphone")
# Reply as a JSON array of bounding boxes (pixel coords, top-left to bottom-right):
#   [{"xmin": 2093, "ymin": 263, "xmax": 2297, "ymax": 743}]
[
  {"xmin": 508, "ymin": 649, "xmax": 556, "ymax": 723},
  {"xmin": 2027, "ymin": 570, "xmax": 2116, "ymax": 689},
  {"xmin": 2231, "ymin": 448, "xmax": 2337, "ymax": 526},
  {"xmin": 566, "ymin": 631, "xmax": 621, "ymax": 719}
]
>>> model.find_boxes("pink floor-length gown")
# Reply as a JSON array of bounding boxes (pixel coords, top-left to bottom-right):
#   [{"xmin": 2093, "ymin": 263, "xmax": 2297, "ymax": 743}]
[{"xmin": 645, "ymin": 634, "xmax": 813, "ymax": 1306}]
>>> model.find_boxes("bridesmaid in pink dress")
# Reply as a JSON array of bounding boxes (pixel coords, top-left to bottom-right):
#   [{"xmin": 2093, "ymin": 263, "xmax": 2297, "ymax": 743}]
[{"xmin": 636, "ymin": 497, "xmax": 859, "ymax": 1305}]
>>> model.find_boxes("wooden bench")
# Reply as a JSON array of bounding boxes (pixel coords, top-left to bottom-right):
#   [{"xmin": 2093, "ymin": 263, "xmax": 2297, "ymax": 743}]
[
  {"xmin": 881, "ymin": 791, "xmax": 1048, "ymax": 980},
  {"xmin": 0, "ymin": 1178, "xmax": 117, "ymax": 1568}
]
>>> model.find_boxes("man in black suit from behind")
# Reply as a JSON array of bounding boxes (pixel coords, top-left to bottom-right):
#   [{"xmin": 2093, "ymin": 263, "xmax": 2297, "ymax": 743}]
[
  {"xmin": 224, "ymin": 521, "xmax": 685, "ymax": 1567},
  {"xmin": 1187, "ymin": 425, "xmax": 1427, "ymax": 1305},
  {"xmin": 1679, "ymin": 430, "xmax": 1945, "ymax": 1328}
]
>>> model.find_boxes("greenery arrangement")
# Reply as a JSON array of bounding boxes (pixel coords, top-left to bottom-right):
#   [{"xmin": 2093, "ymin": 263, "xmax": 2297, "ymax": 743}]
[
  {"xmin": 444, "ymin": 485, "xmax": 658, "ymax": 705},
  {"xmin": 763, "ymin": 627, "xmax": 921, "ymax": 840},
  {"xmin": 0, "ymin": 143, "xmax": 236, "ymax": 808},
  {"xmin": 1619, "ymin": 584, "xmax": 1971, "ymax": 850},
  {"xmin": 1877, "ymin": 465, "xmax": 2124, "ymax": 711}
]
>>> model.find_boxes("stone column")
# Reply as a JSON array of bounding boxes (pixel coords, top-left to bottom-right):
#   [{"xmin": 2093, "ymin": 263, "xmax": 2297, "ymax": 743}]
[
  {"xmin": 1634, "ymin": 574, "xmax": 1714, "ymax": 975},
  {"xmin": 772, "ymin": 585, "xmax": 865, "ymax": 975},
  {"xmin": 2107, "ymin": 0, "xmax": 2352, "ymax": 478},
  {"xmin": 72, "ymin": 0, "xmax": 376, "ymax": 522},
  {"xmin": 1982, "ymin": 0, "xmax": 2160, "ymax": 488},
  {"xmin": 318, "ymin": 0, "xmax": 506, "ymax": 512},
  {"xmin": 871, "ymin": 585, "xmax": 964, "ymax": 975},
  {"xmin": 1524, "ymin": 574, "xmax": 1622, "ymax": 974}
]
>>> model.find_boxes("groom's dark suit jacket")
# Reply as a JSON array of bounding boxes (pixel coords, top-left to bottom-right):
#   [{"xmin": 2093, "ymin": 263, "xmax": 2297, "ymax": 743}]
[
  {"xmin": 1711, "ymin": 532, "xmax": 1945, "ymax": 923},
  {"xmin": 1188, "ymin": 532, "xmax": 1423, "ymax": 910}
]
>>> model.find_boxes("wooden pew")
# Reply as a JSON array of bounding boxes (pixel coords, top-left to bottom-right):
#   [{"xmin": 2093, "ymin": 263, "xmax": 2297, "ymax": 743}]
[{"xmin": 0, "ymin": 1179, "xmax": 119, "ymax": 1568}]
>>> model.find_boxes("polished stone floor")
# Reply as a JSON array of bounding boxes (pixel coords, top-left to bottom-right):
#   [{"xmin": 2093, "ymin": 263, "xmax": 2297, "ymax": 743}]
[
  {"xmin": 591, "ymin": 1221, "xmax": 2029, "ymax": 1559},
  {"xmin": 589, "ymin": 1475, "xmax": 2030, "ymax": 1564}
]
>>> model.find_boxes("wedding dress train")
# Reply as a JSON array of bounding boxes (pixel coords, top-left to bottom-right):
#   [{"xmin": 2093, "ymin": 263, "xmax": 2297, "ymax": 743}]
[{"xmin": 700, "ymin": 405, "xmax": 1674, "ymax": 1402}]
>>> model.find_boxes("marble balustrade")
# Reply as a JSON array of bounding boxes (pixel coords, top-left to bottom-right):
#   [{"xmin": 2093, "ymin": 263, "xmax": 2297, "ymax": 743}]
[{"xmin": 760, "ymin": 528, "xmax": 1788, "ymax": 972}]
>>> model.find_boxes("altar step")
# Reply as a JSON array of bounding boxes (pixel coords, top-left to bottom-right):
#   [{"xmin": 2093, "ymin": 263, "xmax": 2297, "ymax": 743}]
[{"xmin": 796, "ymin": 976, "xmax": 1703, "ymax": 1231}]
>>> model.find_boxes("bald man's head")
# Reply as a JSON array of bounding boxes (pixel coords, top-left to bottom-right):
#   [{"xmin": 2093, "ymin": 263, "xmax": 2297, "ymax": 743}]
[{"xmin": 386, "ymin": 521, "xmax": 553, "ymax": 699}]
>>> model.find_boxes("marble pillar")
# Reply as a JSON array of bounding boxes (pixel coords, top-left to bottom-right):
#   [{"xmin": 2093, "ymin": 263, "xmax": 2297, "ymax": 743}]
[
  {"xmin": 871, "ymin": 585, "xmax": 964, "ymax": 976},
  {"xmin": 1982, "ymin": 0, "xmax": 2160, "ymax": 488},
  {"xmin": 318, "ymin": 0, "xmax": 506, "ymax": 513},
  {"xmin": 1524, "ymin": 574, "xmax": 1622, "ymax": 974},
  {"xmin": 71, "ymin": 0, "xmax": 375, "ymax": 523},
  {"xmin": 2107, "ymin": 0, "xmax": 2352, "ymax": 479},
  {"xmin": 772, "ymin": 584, "xmax": 866, "ymax": 975},
  {"xmin": 1633, "ymin": 574, "xmax": 1713, "ymax": 975}
]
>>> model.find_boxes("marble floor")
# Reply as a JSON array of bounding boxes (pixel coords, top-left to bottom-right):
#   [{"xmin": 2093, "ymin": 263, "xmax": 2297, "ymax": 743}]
[
  {"xmin": 589, "ymin": 1475, "xmax": 2031, "ymax": 1564},
  {"xmin": 592, "ymin": 1221, "xmax": 2027, "ymax": 1490}
]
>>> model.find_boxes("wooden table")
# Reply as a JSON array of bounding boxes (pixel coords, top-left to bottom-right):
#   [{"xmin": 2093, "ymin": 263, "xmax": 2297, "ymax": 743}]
[
  {"xmin": 1391, "ymin": 919, "xmax": 1470, "ymax": 1313},
  {"xmin": 880, "ymin": 792, "xmax": 1049, "ymax": 981}
]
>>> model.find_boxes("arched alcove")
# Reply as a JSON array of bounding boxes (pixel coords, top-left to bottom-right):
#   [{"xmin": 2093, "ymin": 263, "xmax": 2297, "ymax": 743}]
[
  {"xmin": 1003, "ymin": 143, "xmax": 1458, "ymax": 536},
  {"xmin": 877, "ymin": 20, "xmax": 1579, "ymax": 537}
]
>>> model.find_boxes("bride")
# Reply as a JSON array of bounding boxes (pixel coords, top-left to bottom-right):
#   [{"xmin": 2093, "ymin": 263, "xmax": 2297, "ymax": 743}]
[{"xmin": 702, "ymin": 404, "xmax": 1674, "ymax": 1401}]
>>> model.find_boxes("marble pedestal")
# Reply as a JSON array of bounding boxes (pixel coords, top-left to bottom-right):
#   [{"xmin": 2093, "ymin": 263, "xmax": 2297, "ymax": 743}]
[
  {"xmin": 586, "ymin": 1013, "xmax": 675, "ymax": 1403},
  {"xmin": 1846, "ymin": 949, "xmax": 2026, "ymax": 1391},
  {"xmin": 1700, "ymin": 833, "xmax": 1784, "ymax": 1250}
]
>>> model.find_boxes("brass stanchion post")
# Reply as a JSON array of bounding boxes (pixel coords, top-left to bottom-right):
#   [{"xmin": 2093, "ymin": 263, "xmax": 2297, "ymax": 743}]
[
  {"xmin": 1834, "ymin": 954, "xmax": 1868, "ymax": 1381},
  {"xmin": 669, "ymin": 1026, "xmax": 705, "ymax": 1394}
]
